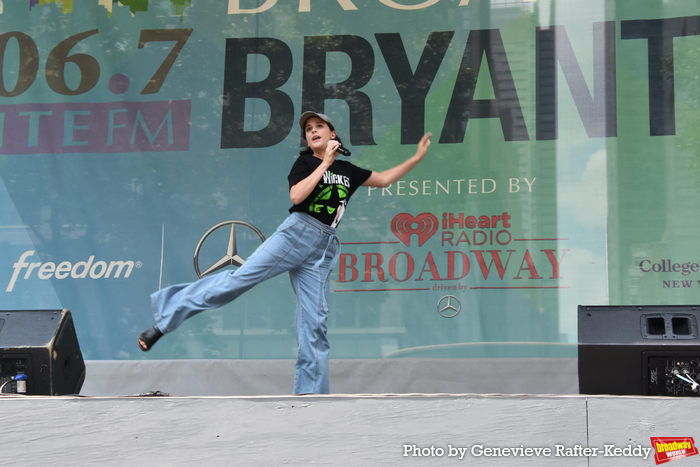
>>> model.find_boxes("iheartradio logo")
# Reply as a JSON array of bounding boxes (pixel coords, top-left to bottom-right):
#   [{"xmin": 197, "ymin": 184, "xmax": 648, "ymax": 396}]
[{"xmin": 391, "ymin": 213, "xmax": 438, "ymax": 247}]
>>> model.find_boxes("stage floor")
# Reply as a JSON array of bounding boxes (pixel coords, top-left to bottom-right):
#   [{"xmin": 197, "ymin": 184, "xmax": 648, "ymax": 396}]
[
  {"xmin": 0, "ymin": 392, "xmax": 697, "ymax": 466},
  {"xmin": 2, "ymin": 358, "xmax": 697, "ymax": 465}
]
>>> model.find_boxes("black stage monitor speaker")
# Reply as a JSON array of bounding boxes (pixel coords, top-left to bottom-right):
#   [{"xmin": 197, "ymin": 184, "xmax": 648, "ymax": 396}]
[
  {"xmin": 578, "ymin": 305, "xmax": 700, "ymax": 396},
  {"xmin": 0, "ymin": 309, "xmax": 85, "ymax": 395}
]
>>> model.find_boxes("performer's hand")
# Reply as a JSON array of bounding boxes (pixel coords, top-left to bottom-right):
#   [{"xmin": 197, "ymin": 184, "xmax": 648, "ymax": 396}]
[
  {"xmin": 361, "ymin": 132, "xmax": 433, "ymax": 188},
  {"xmin": 415, "ymin": 132, "xmax": 432, "ymax": 162},
  {"xmin": 324, "ymin": 140, "xmax": 340, "ymax": 166}
]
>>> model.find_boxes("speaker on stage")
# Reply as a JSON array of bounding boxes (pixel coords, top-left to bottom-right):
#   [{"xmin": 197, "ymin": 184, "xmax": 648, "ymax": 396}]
[
  {"xmin": 0, "ymin": 309, "xmax": 85, "ymax": 395},
  {"xmin": 578, "ymin": 305, "xmax": 700, "ymax": 396}
]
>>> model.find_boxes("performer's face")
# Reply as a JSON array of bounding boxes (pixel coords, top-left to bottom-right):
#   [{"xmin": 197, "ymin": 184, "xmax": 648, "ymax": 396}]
[{"xmin": 304, "ymin": 117, "xmax": 337, "ymax": 154}]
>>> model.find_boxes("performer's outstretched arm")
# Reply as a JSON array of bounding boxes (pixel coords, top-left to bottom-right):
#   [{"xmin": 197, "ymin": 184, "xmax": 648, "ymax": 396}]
[{"xmin": 362, "ymin": 132, "xmax": 432, "ymax": 188}]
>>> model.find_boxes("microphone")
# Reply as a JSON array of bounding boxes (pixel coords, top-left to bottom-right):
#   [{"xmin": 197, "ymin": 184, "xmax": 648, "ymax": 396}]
[{"xmin": 327, "ymin": 140, "xmax": 351, "ymax": 156}]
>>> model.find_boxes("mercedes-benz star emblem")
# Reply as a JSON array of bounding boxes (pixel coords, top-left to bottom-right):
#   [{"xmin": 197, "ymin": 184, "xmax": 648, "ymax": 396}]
[
  {"xmin": 193, "ymin": 220, "xmax": 266, "ymax": 279},
  {"xmin": 437, "ymin": 295, "xmax": 461, "ymax": 318}
]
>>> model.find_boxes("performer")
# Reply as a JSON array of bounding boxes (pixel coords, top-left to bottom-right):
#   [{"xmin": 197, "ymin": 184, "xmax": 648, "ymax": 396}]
[{"xmin": 138, "ymin": 111, "xmax": 432, "ymax": 394}]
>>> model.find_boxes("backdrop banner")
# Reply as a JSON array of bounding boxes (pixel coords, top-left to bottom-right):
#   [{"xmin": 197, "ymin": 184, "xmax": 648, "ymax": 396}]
[{"xmin": 1, "ymin": 0, "xmax": 699, "ymax": 361}]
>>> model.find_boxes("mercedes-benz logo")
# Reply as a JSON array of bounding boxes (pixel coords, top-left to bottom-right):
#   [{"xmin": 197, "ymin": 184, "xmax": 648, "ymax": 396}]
[
  {"xmin": 437, "ymin": 295, "xmax": 461, "ymax": 318},
  {"xmin": 193, "ymin": 220, "xmax": 266, "ymax": 279}
]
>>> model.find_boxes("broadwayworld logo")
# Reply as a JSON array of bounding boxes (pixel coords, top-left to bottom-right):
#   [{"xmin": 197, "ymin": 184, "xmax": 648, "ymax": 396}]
[
  {"xmin": 6, "ymin": 250, "xmax": 140, "ymax": 292},
  {"xmin": 651, "ymin": 437, "xmax": 699, "ymax": 465}
]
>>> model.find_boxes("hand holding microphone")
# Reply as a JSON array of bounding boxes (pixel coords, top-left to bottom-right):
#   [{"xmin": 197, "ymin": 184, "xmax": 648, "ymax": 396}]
[{"xmin": 327, "ymin": 139, "xmax": 351, "ymax": 156}]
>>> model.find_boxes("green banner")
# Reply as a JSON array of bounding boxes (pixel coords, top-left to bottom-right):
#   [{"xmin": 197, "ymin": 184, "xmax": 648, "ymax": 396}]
[{"xmin": 0, "ymin": 0, "xmax": 698, "ymax": 360}]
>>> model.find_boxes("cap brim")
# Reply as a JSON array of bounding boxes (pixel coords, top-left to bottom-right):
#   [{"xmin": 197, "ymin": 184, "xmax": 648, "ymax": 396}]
[{"xmin": 299, "ymin": 111, "xmax": 334, "ymax": 131}]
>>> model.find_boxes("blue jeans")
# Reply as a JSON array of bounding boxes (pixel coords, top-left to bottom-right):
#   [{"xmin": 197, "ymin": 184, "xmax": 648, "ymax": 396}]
[{"xmin": 150, "ymin": 212, "xmax": 339, "ymax": 394}]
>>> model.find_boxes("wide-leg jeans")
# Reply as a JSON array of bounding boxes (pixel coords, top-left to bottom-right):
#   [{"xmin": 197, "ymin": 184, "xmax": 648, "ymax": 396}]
[{"xmin": 150, "ymin": 212, "xmax": 338, "ymax": 394}]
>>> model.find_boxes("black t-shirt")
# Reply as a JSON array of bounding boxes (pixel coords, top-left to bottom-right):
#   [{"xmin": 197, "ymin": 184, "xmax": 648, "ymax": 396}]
[{"xmin": 288, "ymin": 153, "xmax": 372, "ymax": 227}]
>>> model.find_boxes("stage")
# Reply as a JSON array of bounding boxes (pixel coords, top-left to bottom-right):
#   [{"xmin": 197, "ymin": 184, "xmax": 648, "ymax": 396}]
[
  {"xmin": 0, "ymin": 392, "xmax": 695, "ymax": 466},
  {"xmin": 1, "ymin": 359, "xmax": 698, "ymax": 466}
]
